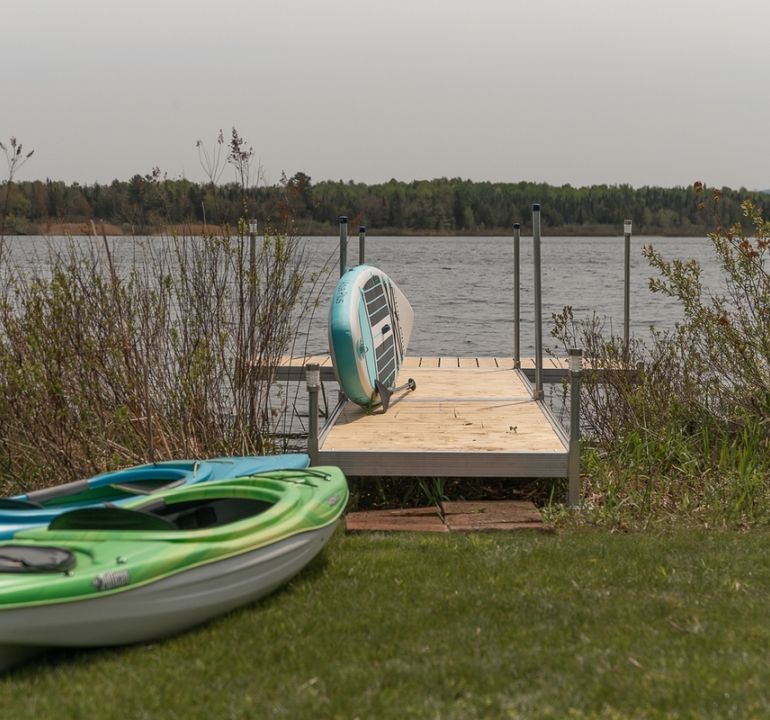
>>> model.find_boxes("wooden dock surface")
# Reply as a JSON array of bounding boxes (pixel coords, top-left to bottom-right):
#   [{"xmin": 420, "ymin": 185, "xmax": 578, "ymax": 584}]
[
  {"xmin": 304, "ymin": 356, "xmax": 569, "ymax": 478},
  {"xmin": 276, "ymin": 354, "xmax": 585, "ymax": 383}
]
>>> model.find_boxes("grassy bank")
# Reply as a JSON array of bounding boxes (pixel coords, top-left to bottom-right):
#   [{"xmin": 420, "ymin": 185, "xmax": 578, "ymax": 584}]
[{"xmin": 2, "ymin": 528, "xmax": 769, "ymax": 719}]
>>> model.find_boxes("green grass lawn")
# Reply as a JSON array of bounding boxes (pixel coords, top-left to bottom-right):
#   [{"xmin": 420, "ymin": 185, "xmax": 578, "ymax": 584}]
[{"xmin": 2, "ymin": 528, "xmax": 769, "ymax": 719}]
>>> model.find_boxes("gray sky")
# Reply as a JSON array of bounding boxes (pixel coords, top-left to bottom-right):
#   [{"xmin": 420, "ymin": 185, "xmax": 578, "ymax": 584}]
[{"xmin": 3, "ymin": 0, "xmax": 769, "ymax": 189}]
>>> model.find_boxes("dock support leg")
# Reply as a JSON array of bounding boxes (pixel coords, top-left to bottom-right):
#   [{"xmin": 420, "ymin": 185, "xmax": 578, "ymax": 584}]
[
  {"xmin": 568, "ymin": 348, "xmax": 582, "ymax": 506},
  {"xmin": 306, "ymin": 363, "xmax": 321, "ymax": 465},
  {"xmin": 623, "ymin": 219, "xmax": 632, "ymax": 361},
  {"xmin": 513, "ymin": 222, "xmax": 521, "ymax": 369},
  {"xmin": 359, "ymin": 225, "xmax": 366, "ymax": 264},
  {"xmin": 339, "ymin": 216, "xmax": 348, "ymax": 277},
  {"xmin": 532, "ymin": 204, "xmax": 544, "ymax": 400}
]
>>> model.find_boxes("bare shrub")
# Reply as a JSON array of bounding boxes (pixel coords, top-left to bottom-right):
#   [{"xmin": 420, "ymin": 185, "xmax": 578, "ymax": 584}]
[
  {"xmin": 0, "ymin": 227, "xmax": 306, "ymax": 493},
  {"xmin": 1, "ymin": 136, "xmax": 34, "ymax": 242}
]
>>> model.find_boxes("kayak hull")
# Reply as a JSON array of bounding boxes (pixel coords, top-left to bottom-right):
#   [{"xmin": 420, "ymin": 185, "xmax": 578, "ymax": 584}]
[
  {"xmin": 0, "ymin": 524, "xmax": 335, "ymax": 670},
  {"xmin": 0, "ymin": 467, "xmax": 347, "ymax": 672}
]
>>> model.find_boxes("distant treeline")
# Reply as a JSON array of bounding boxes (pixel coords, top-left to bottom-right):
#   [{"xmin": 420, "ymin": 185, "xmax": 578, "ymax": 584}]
[{"xmin": 2, "ymin": 173, "xmax": 768, "ymax": 236}]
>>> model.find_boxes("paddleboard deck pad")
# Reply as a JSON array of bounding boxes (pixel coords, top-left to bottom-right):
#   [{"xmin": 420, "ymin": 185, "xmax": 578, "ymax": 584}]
[{"xmin": 328, "ymin": 265, "xmax": 414, "ymax": 408}]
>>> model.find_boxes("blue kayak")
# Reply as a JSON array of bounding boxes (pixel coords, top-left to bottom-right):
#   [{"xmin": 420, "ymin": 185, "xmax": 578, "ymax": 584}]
[{"xmin": 0, "ymin": 454, "xmax": 309, "ymax": 539}]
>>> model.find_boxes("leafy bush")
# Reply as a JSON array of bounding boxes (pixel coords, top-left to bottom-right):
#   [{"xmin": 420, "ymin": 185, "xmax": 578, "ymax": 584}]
[{"xmin": 551, "ymin": 190, "xmax": 770, "ymax": 527}]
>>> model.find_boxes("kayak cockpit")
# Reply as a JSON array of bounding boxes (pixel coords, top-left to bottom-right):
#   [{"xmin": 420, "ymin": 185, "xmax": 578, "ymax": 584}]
[
  {"xmin": 21, "ymin": 468, "xmax": 193, "ymax": 508},
  {"xmin": 0, "ymin": 546, "xmax": 76, "ymax": 573},
  {"xmin": 48, "ymin": 497, "xmax": 275, "ymax": 533}
]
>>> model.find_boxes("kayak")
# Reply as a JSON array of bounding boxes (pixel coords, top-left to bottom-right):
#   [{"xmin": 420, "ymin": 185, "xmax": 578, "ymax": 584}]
[
  {"xmin": 0, "ymin": 466, "xmax": 348, "ymax": 672},
  {"xmin": 0, "ymin": 454, "xmax": 310, "ymax": 539}
]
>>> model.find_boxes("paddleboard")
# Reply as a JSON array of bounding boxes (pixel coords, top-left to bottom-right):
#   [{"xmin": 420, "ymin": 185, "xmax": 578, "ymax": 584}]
[{"xmin": 328, "ymin": 265, "xmax": 414, "ymax": 408}]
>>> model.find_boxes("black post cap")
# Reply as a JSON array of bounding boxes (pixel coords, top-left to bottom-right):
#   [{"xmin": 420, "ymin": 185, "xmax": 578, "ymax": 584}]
[
  {"xmin": 339, "ymin": 216, "xmax": 348, "ymax": 224},
  {"xmin": 359, "ymin": 226, "xmax": 366, "ymax": 233},
  {"xmin": 532, "ymin": 203, "xmax": 540, "ymax": 212},
  {"xmin": 513, "ymin": 223, "xmax": 521, "ymax": 230}
]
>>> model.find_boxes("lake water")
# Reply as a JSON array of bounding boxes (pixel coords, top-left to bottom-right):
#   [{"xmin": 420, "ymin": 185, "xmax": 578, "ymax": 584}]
[
  {"xmin": 3, "ymin": 235, "xmax": 720, "ymax": 358},
  {"xmin": 294, "ymin": 235, "xmax": 719, "ymax": 358}
]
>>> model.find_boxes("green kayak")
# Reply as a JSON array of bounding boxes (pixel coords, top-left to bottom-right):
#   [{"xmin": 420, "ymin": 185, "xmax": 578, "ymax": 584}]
[{"xmin": 0, "ymin": 466, "xmax": 348, "ymax": 673}]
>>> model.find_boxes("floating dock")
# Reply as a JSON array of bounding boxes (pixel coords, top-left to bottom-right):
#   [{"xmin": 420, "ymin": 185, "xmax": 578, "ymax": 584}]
[
  {"xmin": 276, "ymin": 203, "xmax": 646, "ymax": 508},
  {"xmin": 277, "ymin": 354, "xmax": 580, "ymax": 503}
]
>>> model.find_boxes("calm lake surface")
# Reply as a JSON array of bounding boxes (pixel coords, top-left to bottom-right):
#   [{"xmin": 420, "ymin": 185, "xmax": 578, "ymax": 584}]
[
  {"xmin": 5, "ymin": 235, "xmax": 719, "ymax": 358},
  {"xmin": 296, "ymin": 235, "xmax": 719, "ymax": 358}
]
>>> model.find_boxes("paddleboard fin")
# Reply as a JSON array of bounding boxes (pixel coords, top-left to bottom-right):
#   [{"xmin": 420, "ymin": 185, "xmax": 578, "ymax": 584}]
[
  {"xmin": 374, "ymin": 377, "xmax": 416, "ymax": 412},
  {"xmin": 374, "ymin": 379, "xmax": 391, "ymax": 411}
]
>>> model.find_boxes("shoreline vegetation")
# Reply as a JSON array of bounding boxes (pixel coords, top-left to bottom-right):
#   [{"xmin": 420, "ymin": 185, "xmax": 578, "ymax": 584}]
[
  {"xmin": 2, "ymin": 174, "xmax": 769, "ymax": 238},
  {"xmin": 0, "ymin": 227, "xmax": 308, "ymax": 491},
  {"xmin": 19, "ymin": 221, "xmax": 719, "ymax": 238}
]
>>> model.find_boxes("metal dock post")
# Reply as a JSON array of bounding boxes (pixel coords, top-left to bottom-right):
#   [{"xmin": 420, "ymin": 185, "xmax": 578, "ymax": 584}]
[
  {"xmin": 568, "ymin": 348, "xmax": 582, "ymax": 506},
  {"xmin": 513, "ymin": 222, "xmax": 521, "ymax": 369},
  {"xmin": 359, "ymin": 225, "xmax": 366, "ymax": 264},
  {"xmin": 338, "ymin": 216, "xmax": 348, "ymax": 277},
  {"xmin": 623, "ymin": 218, "xmax": 632, "ymax": 360},
  {"xmin": 306, "ymin": 363, "xmax": 321, "ymax": 465},
  {"xmin": 532, "ymin": 204, "xmax": 544, "ymax": 400}
]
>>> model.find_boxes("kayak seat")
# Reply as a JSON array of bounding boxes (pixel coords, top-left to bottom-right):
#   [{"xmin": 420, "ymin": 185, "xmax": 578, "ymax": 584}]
[
  {"xmin": 152, "ymin": 498, "xmax": 274, "ymax": 530},
  {"xmin": 48, "ymin": 499, "xmax": 274, "ymax": 532},
  {"xmin": 173, "ymin": 505, "xmax": 218, "ymax": 530}
]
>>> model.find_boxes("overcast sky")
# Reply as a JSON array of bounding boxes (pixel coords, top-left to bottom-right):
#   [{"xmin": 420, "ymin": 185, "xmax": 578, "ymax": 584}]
[{"xmin": 3, "ymin": 0, "xmax": 769, "ymax": 189}]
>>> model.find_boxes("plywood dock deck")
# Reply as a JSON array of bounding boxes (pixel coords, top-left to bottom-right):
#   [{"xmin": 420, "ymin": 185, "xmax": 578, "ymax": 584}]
[
  {"xmin": 305, "ymin": 356, "xmax": 569, "ymax": 478},
  {"xmin": 276, "ymin": 354, "xmax": 586, "ymax": 383}
]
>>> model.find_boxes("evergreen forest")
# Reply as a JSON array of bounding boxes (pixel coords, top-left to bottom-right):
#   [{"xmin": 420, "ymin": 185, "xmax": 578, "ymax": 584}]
[{"xmin": 2, "ymin": 172, "xmax": 768, "ymax": 236}]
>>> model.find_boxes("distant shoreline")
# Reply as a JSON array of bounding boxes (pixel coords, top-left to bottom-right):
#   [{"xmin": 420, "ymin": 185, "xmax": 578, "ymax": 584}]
[
  {"xmin": 2, "ymin": 176, "xmax": 762, "ymax": 240},
  {"xmin": 15, "ymin": 221, "xmax": 708, "ymax": 239}
]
